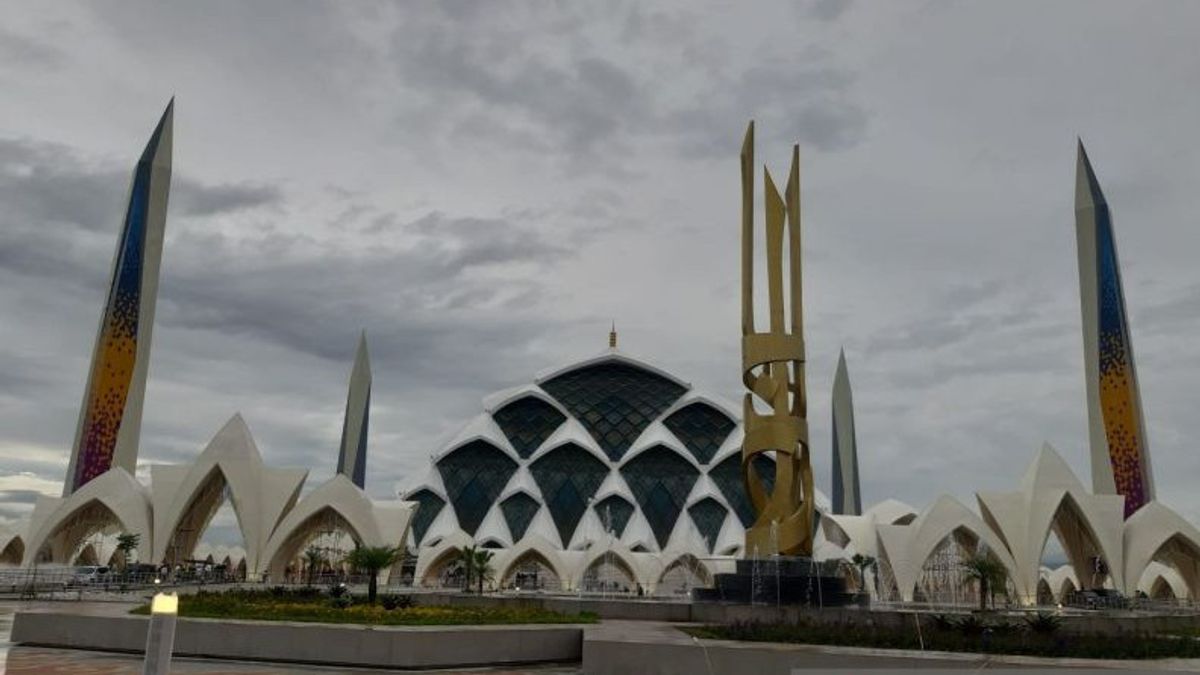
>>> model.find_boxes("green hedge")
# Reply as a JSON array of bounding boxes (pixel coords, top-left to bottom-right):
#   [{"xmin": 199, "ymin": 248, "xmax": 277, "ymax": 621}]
[
  {"xmin": 686, "ymin": 617, "xmax": 1200, "ymax": 660},
  {"xmin": 132, "ymin": 588, "xmax": 596, "ymax": 626}
]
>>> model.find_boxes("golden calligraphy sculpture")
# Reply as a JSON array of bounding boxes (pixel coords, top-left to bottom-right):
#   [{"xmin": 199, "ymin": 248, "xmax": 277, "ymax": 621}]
[{"xmin": 740, "ymin": 121, "xmax": 815, "ymax": 557}]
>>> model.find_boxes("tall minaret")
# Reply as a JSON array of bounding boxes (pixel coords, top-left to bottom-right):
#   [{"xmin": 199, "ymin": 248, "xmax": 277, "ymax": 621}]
[
  {"xmin": 64, "ymin": 100, "xmax": 174, "ymax": 496},
  {"xmin": 336, "ymin": 331, "xmax": 372, "ymax": 488},
  {"xmin": 1074, "ymin": 140, "xmax": 1153, "ymax": 517},
  {"xmin": 830, "ymin": 349, "xmax": 862, "ymax": 515}
]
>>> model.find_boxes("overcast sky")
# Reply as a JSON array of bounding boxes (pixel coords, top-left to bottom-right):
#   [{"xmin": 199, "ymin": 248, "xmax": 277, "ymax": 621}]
[{"xmin": 2, "ymin": 1, "xmax": 1200, "ymax": 548}]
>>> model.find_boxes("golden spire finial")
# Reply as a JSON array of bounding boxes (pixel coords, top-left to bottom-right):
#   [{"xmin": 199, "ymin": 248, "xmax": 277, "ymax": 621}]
[{"xmin": 609, "ymin": 322, "xmax": 617, "ymax": 349}]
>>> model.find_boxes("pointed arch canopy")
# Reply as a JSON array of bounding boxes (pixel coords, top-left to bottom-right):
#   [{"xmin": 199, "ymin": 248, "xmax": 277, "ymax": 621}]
[
  {"xmin": 261, "ymin": 474, "xmax": 415, "ymax": 581},
  {"xmin": 23, "ymin": 468, "xmax": 151, "ymax": 566},
  {"xmin": 150, "ymin": 415, "xmax": 307, "ymax": 574}
]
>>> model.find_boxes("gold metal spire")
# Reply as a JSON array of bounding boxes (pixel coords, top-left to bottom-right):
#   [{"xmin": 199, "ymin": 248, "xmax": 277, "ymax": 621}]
[
  {"xmin": 740, "ymin": 120, "xmax": 815, "ymax": 557},
  {"xmin": 609, "ymin": 322, "xmax": 618, "ymax": 349}
]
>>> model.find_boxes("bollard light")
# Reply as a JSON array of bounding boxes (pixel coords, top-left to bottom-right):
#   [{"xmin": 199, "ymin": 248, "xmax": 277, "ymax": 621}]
[{"xmin": 142, "ymin": 592, "xmax": 179, "ymax": 675}]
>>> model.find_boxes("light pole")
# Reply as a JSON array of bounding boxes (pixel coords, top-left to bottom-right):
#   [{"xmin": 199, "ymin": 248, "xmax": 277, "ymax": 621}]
[{"xmin": 142, "ymin": 592, "xmax": 178, "ymax": 675}]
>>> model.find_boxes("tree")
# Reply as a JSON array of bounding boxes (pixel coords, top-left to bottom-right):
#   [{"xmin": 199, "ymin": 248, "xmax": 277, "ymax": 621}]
[
  {"xmin": 962, "ymin": 553, "xmax": 1008, "ymax": 611},
  {"xmin": 346, "ymin": 545, "xmax": 404, "ymax": 604},
  {"xmin": 115, "ymin": 533, "xmax": 140, "ymax": 571},
  {"xmin": 303, "ymin": 546, "xmax": 325, "ymax": 587},
  {"xmin": 850, "ymin": 553, "xmax": 876, "ymax": 595},
  {"xmin": 472, "ymin": 548, "xmax": 495, "ymax": 595},
  {"xmin": 454, "ymin": 545, "xmax": 478, "ymax": 592}
]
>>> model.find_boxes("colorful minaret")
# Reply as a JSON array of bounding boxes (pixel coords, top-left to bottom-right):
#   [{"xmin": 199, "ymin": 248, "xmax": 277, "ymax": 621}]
[
  {"xmin": 1074, "ymin": 140, "xmax": 1153, "ymax": 517},
  {"xmin": 64, "ymin": 100, "xmax": 174, "ymax": 496},
  {"xmin": 831, "ymin": 349, "xmax": 862, "ymax": 515},
  {"xmin": 336, "ymin": 331, "xmax": 372, "ymax": 488}
]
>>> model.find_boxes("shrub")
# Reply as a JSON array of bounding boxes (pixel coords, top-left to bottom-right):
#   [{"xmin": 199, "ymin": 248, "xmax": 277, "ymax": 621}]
[
  {"xmin": 328, "ymin": 583, "xmax": 348, "ymax": 599},
  {"xmin": 929, "ymin": 614, "xmax": 957, "ymax": 631},
  {"xmin": 330, "ymin": 595, "xmax": 352, "ymax": 609},
  {"xmin": 380, "ymin": 594, "xmax": 414, "ymax": 610},
  {"xmin": 1024, "ymin": 612, "xmax": 1062, "ymax": 635}
]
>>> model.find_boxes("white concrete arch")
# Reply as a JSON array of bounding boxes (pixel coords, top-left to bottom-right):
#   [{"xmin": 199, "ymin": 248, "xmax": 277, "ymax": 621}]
[
  {"xmin": 656, "ymin": 552, "xmax": 714, "ymax": 595},
  {"xmin": 659, "ymin": 391, "xmax": 740, "ymax": 425},
  {"xmin": 876, "ymin": 494, "xmax": 1020, "ymax": 603},
  {"xmin": 150, "ymin": 415, "xmax": 307, "ymax": 574},
  {"xmin": 572, "ymin": 546, "xmax": 645, "ymax": 593},
  {"xmin": 0, "ymin": 532, "xmax": 25, "ymax": 566},
  {"xmin": 23, "ymin": 468, "xmax": 151, "ymax": 566},
  {"xmin": 1124, "ymin": 501, "xmax": 1200, "ymax": 599},
  {"xmin": 1046, "ymin": 564, "xmax": 1080, "ymax": 602},
  {"xmin": 261, "ymin": 474, "xmax": 415, "ymax": 582},
  {"xmin": 497, "ymin": 535, "xmax": 569, "ymax": 589},
  {"xmin": 414, "ymin": 530, "xmax": 474, "ymax": 585},
  {"xmin": 976, "ymin": 444, "xmax": 1126, "ymax": 604},
  {"xmin": 1139, "ymin": 561, "xmax": 1188, "ymax": 600},
  {"xmin": 483, "ymin": 385, "xmax": 570, "ymax": 418},
  {"xmin": 533, "ymin": 348, "xmax": 691, "ymax": 391}
]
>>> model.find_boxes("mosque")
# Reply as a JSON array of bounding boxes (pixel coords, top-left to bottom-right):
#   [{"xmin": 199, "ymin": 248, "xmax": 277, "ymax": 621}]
[{"xmin": 1, "ymin": 102, "xmax": 1197, "ymax": 606}]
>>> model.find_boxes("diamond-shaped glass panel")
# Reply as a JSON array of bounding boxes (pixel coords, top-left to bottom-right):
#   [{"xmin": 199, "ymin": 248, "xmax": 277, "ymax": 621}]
[
  {"xmin": 663, "ymin": 402, "xmax": 736, "ymax": 465},
  {"xmin": 593, "ymin": 494, "xmax": 635, "ymax": 538},
  {"xmin": 541, "ymin": 362, "xmax": 686, "ymax": 461},
  {"xmin": 530, "ymin": 443, "xmax": 609, "ymax": 548},
  {"xmin": 688, "ymin": 497, "xmax": 728, "ymax": 553},
  {"xmin": 436, "ymin": 440, "xmax": 517, "ymax": 536},
  {"xmin": 492, "ymin": 397, "xmax": 566, "ymax": 459},
  {"xmin": 407, "ymin": 489, "xmax": 445, "ymax": 546},
  {"xmin": 709, "ymin": 452, "xmax": 777, "ymax": 527},
  {"xmin": 619, "ymin": 445, "xmax": 700, "ymax": 549},
  {"xmin": 500, "ymin": 492, "xmax": 541, "ymax": 542}
]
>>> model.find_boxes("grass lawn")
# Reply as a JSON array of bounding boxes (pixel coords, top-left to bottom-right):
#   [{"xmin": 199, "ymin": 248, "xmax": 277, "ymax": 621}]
[
  {"xmin": 131, "ymin": 588, "xmax": 597, "ymax": 626},
  {"xmin": 685, "ymin": 616, "xmax": 1200, "ymax": 660}
]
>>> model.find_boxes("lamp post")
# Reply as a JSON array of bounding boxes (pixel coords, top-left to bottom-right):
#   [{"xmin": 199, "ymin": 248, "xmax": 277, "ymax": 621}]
[{"xmin": 142, "ymin": 592, "xmax": 178, "ymax": 675}]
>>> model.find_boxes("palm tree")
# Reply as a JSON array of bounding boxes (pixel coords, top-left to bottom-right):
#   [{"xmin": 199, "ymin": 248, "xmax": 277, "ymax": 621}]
[
  {"xmin": 961, "ymin": 553, "xmax": 1008, "ymax": 611},
  {"xmin": 455, "ymin": 545, "xmax": 478, "ymax": 592},
  {"xmin": 850, "ymin": 553, "xmax": 876, "ymax": 594},
  {"xmin": 346, "ymin": 545, "xmax": 404, "ymax": 604},
  {"xmin": 303, "ymin": 546, "xmax": 325, "ymax": 587},
  {"xmin": 472, "ymin": 549, "xmax": 495, "ymax": 595},
  {"xmin": 115, "ymin": 533, "xmax": 140, "ymax": 572}
]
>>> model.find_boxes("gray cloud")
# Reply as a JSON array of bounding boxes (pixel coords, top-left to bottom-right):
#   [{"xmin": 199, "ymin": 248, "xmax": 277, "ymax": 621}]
[{"xmin": 2, "ymin": 0, "xmax": 1200, "ymax": 543}]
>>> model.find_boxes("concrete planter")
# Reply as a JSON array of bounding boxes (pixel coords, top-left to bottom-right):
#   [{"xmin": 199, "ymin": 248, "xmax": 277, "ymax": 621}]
[{"xmin": 12, "ymin": 609, "xmax": 584, "ymax": 669}]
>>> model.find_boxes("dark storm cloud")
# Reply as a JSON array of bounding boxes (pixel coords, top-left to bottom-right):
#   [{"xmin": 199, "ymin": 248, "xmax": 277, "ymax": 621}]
[
  {"xmin": 0, "ymin": 137, "xmax": 286, "ymax": 284},
  {"xmin": 384, "ymin": 2, "xmax": 867, "ymax": 167},
  {"xmin": 3, "ymin": 0, "xmax": 1200, "ymax": 529}
]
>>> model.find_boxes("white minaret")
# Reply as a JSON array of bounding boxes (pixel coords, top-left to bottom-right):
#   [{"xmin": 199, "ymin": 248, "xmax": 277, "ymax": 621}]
[
  {"xmin": 831, "ymin": 348, "xmax": 861, "ymax": 515},
  {"xmin": 336, "ymin": 331, "xmax": 372, "ymax": 488},
  {"xmin": 1074, "ymin": 140, "xmax": 1153, "ymax": 517},
  {"xmin": 64, "ymin": 100, "xmax": 173, "ymax": 496}
]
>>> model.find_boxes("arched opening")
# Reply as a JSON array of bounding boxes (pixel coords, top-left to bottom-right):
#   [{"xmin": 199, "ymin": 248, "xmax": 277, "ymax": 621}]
[
  {"xmin": 106, "ymin": 548, "xmax": 126, "ymax": 569},
  {"xmin": 893, "ymin": 513, "xmax": 917, "ymax": 526},
  {"xmin": 1059, "ymin": 577, "xmax": 1078, "ymax": 601},
  {"xmin": 73, "ymin": 543, "xmax": 100, "ymax": 566},
  {"xmin": 0, "ymin": 537, "xmax": 25, "ymax": 566},
  {"xmin": 1038, "ymin": 494, "xmax": 1112, "ymax": 592},
  {"xmin": 1145, "ymin": 534, "xmax": 1200, "ymax": 600},
  {"xmin": 266, "ymin": 506, "xmax": 365, "ymax": 584},
  {"xmin": 911, "ymin": 527, "xmax": 1011, "ymax": 608},
  {"xmin": 657, "ymin": 554, "xmax": 711, "ymax": 597},
  {"xmin": 581, "ymin": 552, "xmax": 636, "ymax": 594},
  {"xmin": 501, "ymin": 550, "xmax": 562, "ymax": 591},
  {"xmin": 420, "ymin": 547, "xmax": 466, "ymax": 589},
  {"xmin": 163, "ymin": 467, "xmax": 249, "ymax": 571},
  {"xmin": 1037, "ymin": 578, "xmax": 1054, "ymax": 605},
  {"xmin": 235, "ymin": 558, "xmax": 247, "ymax": 581},
  {"xmin": 35, "ymin": 499, "xmax": 124, "ymax": 565},
  {"xmin": 1150, "ymin": 576, "xmax": 1178, "ymax": 600}
]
